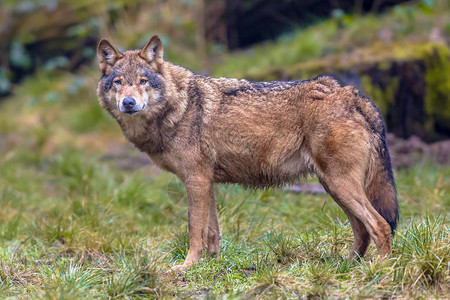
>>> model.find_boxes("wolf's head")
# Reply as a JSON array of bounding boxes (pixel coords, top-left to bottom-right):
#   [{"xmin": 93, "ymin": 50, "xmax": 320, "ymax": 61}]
[{"xmin": 96, "ymin": 35, "xmax": 165, "ymax": 117}]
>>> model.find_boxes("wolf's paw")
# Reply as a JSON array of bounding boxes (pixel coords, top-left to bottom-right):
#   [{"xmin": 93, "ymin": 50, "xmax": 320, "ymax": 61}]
[{"xmin": 171, "ymin": 263, "xmax": 190, "ymax": 273}]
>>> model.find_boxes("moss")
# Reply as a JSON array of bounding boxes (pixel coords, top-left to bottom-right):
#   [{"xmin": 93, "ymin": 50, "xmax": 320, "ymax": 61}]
[
  {"xmin": 214, "ymin": 0, "xmax": 450, "ymax": 79},
  {"xmin": 361, "ymin": 75, "xmax": 399, "ymax": 117},
  {"xmin": 423, "ymin": 45, "xmax": 450, "ymax": 132},
  {"xmin": 211, "ymin": 20, "xmax": 339, "ymax": 78}
]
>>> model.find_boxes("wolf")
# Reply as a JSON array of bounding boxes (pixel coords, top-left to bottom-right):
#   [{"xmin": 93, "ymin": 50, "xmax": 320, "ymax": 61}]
[{"xmin": 96, "ymin": 35, "xmax": 398, "ymax": 271}]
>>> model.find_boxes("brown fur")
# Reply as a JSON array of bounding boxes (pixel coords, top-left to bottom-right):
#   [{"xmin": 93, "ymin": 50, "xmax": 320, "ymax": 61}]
[{"xmin": 96, "ymin": 36, "xmax": 399, "ymax": 271}]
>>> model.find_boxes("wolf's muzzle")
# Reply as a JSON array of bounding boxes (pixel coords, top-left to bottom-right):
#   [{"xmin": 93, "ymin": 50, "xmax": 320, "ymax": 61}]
[{"xmin": 120, "ymin": 97, "xmax": 143, "ymax": 115}]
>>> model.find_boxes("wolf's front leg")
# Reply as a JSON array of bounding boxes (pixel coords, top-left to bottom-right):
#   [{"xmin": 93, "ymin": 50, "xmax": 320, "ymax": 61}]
[
  {"xmin": 207, "ymin": 192, "xmax": 221, "ymax": 258},
  {"xmin": 172, "ymin": 175, "xmax": 212, "ymax": 272}
]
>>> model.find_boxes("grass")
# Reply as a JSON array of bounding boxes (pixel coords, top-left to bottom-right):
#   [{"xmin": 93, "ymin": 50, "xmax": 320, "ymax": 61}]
[{"xmin": 0, "ymin": 104, "xmax": 448, "ymax": 297}]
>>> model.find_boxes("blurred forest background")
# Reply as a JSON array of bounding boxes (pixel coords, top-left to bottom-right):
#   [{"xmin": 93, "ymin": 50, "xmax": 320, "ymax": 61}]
[
  {"xmin": 0, "ymin": 0, "xmax": 449, "ymax": 298},
  {"xmin": 1, "ymin": 0, "xmax": 449, "ymax": 145}
]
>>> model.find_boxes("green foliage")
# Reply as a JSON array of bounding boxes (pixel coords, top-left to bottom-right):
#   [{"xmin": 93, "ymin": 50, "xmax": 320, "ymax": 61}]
[
  {"xmin": 66, "ymin": 103, "xmax": 113, "ymax": 133},
  {"xmin": 103, "ymin": 249, "xmax": 159, "ymax": 298},
  {"xmin": 213, "ymin": 20, "xmax": 339, "ymax": 78},
  {"xmin": 213, "ymin": 0, "xmax": 450, "ymax": 80},
  {"xmin": 163, "ymin": 230, "xmax": 189, "ymax": 262},
  {"xmin": 263, "ymin": 231, "xmax": 297, "ymax": 264},
  {"xmin": 361, "ymin": 75, "xmax": 398, "ymax": 117},
  {"xmin": 395, "ymin": 216, "xmax": 449, "ymax": 289},
  {"xmin": 424, "ymin": 45, "xmax": 450, "ymax": 129}
]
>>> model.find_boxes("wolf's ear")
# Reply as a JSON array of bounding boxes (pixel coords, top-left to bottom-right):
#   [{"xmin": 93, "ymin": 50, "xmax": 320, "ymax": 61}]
[
  {"xmin": 139, "ymin": 35, "xmax": 163, "ymax": 65},
  {"xmin": 97, "ymin": 39, "xmax": 123, "ymax": 74}
]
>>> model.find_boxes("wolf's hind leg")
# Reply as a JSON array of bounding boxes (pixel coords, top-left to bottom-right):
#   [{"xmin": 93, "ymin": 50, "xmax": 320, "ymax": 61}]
[
  {"xmin": 320, "ymin": 175, "xmax": 391, "ymax": 257},
  {"xmin": 312, "ymin": 121, "xmax": 391, "ymax": 257},
  {"xmin": 345, "ymin": 213, "xmax": 371, "ymax": 259},
  {"xmin": 207, "ymin": 193, "xmax": 221, "ymax": 258},
  {"xmin": 320, "ymin": 178, "xmax": 371, "ymax": 258}
]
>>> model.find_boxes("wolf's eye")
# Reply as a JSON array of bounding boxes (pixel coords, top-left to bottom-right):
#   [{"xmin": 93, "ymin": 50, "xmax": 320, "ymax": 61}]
[
  {"xmin": 114, "ymin": 80, "xmax": 121, "ymax": 85},
  {"xmin": 140, "ymin": 79, "xmax": 148, "ymax": 85}
]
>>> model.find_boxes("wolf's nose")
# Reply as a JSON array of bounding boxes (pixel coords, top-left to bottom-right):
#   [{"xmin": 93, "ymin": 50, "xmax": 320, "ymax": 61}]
[{"xmin": 123, "ymin": 97, "xmax": 136, "ymax": 109}]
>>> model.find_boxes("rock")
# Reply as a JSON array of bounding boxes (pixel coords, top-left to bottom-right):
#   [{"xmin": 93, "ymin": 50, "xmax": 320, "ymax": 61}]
[
  {"xmin": 388, "ymin": 133, "xmax": 450, "ymax": 168},
  {"xmin": 284, "ymin": 183, "xmax": 326, "ymax": 194},
  {"xmin": 429, "ymin": 140, "xmax": 450, "ymax": 165}
]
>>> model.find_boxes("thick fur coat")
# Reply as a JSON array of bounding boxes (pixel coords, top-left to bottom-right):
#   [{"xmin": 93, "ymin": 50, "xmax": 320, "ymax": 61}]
[{"xmin": 97, "ymin": 36, "xmax": 398, "ymax": 271}]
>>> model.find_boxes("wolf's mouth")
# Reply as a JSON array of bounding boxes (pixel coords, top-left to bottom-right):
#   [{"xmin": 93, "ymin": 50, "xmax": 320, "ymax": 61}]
[
  {"xmin": 120, "ymin": 104, "xmax": 146, "ymax": 115},
  {"xmin": 124, "ymin": 110, "xmax": 140, "ymax": 115}
]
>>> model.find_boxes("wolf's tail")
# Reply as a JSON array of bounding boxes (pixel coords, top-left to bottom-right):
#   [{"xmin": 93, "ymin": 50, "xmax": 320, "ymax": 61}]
[
  {"xmin": 354, "ymin": 89, "xmax": 398, "ymax": 234},
  {"xmin": 366, "ymin": 135, "xmax": 399, "ymax": 234},
  {"xmin": 357, "ymin": 96, "xmax": 399, "ymax": 234}
]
